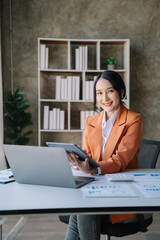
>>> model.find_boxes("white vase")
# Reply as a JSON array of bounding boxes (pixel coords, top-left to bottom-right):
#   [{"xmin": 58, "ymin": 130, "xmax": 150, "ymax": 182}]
[{"xmin": 107, "ymin": 64, "xmax": 115, "ymax": 70}]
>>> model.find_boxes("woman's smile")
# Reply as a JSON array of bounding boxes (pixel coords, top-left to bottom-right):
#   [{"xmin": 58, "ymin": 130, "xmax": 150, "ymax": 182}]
[{"xmin": 102, "ymin": 102, "xmax": 113, "ymax": 107}]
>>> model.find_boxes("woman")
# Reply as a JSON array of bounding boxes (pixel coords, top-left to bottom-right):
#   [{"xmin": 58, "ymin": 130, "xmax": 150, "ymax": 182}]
[{"xmin": 65, "ymin": 70, "xmax": 142, "ymax": 240}]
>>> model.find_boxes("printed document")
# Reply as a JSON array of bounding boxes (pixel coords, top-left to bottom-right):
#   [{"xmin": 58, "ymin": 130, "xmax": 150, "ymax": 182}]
[{"xmin": 81, "ymin": 180, "xmax": 138, "ymax": 198}]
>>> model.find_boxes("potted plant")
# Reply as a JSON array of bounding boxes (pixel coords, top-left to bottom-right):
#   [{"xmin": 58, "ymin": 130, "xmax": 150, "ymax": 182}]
[
  {"xmin": 104, "ymin": 57, "xmax": 116, "ymax": 70},
  {"xmin": 3, "ymin": 88, "xmax": 33, "ymax": 145}
]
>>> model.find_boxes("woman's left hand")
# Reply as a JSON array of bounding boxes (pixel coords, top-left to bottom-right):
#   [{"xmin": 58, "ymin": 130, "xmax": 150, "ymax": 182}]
[{"xmin": 70, "ymin": 152, "xmax": 92, "ymax": 174}]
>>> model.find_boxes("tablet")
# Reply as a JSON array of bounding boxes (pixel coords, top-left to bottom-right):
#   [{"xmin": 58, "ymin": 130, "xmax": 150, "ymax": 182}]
[{"xmin": 46, "ymin": 142, "xmax": 99, "ymax": 168}]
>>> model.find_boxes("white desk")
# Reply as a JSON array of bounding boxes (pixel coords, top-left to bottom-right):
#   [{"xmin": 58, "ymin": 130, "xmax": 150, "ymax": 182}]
[
  {"xmin": 1, "ymin": 169, "xmax": 160, "ymax": 217},
  {"xmin": 1, "ymin": 169, "xmax": 160, "ymax": 240}
]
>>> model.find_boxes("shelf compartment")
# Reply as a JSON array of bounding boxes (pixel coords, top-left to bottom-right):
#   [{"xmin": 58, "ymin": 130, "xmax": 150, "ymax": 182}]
[
  {"xmin": 70, "ymin": 41, "xmax": 97, "ymax": 70},
  {"xmin": 40, "ymin": 40, "xmax": 68, "ymax": 70},
  {"xmin": 40, "ymin": 71, "xmax": 83, "ymax": 100},
  {"xmin": 40, "ymin": 101, "xmax": 68, "ymax": 131},
  {"xmin": 100, "ymin": 42, "xmax": 125, "ymax": 70},
  {"xmin": 70, "ymin": 102, "xmax": 94, "ymax": 130}
]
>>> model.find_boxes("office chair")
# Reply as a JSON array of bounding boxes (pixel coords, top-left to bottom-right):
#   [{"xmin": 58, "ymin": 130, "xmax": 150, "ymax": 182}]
[
  {"xmin": 59, "ymin": 139, "xmax": 160, "ymax": 239},
  {"xmin": 138, "ymin": 139, "xmax": 160, "ymax": 169}
]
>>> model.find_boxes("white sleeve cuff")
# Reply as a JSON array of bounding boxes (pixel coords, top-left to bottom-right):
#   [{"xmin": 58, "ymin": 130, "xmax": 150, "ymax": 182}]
[{"xmin": 97, "ymin": 167, "xmax": 101, "ymax": 175}]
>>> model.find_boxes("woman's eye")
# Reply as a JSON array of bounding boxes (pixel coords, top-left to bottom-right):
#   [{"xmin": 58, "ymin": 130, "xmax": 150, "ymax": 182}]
[
  {"xmin": 96, "ymin": 92, "xmax": 102, "ymax": 95},
  {"xmin": 108, "ymin": 90, "xmax": 114, "ymax": 93}
]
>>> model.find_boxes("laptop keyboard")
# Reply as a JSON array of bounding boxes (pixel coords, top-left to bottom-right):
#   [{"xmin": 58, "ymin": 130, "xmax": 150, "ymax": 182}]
[{"xmin": 74, "ymin": 176, "xmax": 95, "ymax": 187}]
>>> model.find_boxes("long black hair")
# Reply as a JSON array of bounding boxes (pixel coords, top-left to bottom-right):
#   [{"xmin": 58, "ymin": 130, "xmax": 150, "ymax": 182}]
[{"xmin": 93, "ymin": 70, "xmax": 126, "ymax": 111}]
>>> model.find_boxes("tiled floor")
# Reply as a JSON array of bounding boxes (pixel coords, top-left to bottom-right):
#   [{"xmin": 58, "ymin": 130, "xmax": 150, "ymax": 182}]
[{"xmin": 2, "ymin": 214, "xmax": 160, "ymax": 240}]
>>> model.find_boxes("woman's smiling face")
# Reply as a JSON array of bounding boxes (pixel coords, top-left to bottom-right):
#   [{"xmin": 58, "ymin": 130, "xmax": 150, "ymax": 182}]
[{"xmin": 96, "ymin": 77, "xmax": 121, "ymax": 118}]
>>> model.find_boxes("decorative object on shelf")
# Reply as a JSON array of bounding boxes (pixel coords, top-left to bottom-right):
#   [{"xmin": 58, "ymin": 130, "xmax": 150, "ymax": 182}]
[
  {"xmin": 3, "ymin": 88, "xmax": 33, "ymax": 145},
  {"xmin": 104, "ymin": 57, "xmax": 116, "ymax": 70}
]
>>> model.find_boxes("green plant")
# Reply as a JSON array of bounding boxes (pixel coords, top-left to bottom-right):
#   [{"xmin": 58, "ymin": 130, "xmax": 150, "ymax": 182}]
[
  {"xmin": 104, "ymin": 57, "xmax": 116, "ymax": 65},
  {"xmin": 3, "ymin": 88, "xmax": 33, "ymax": 145}
]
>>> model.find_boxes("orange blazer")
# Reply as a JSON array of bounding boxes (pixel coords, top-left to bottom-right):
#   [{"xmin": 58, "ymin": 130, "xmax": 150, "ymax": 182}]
[{"xmin": 83, "ymin": 105, "xmax": 143, "ymax": 224}]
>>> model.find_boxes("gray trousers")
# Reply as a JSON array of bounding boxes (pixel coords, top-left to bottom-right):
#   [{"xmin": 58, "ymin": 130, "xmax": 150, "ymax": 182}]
[{"xmin": 64, "ymin": 215, "xmax": 111, "ymax": 240}]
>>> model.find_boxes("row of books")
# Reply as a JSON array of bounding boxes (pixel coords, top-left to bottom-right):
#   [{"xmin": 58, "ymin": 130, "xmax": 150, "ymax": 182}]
[
  {"xmin": 55, "ymin": 76, "xmax": 97, "ymax": 101},
  {"xmin": 43, "ymin": 106, "xmax": 96, "ymax": 131},
  {"xmin": 55, "ymin": 76, "xmax": 80, "ymax": 100},
  {"xmin": 83, "ymin": 75, "xmax": 96, "ymax": 100},
  {"xmin": 40, "ymin": 44, "xmax": 89, "ymax": 70},
  {"xmin": 40, "ymin": 44, "xmax": 49, "ymax": 69},
  {"xmin": 75, "ymin": 46, "xmax": 88, "ymax": 70},
  {"xmin": 80, "ymin": 110, "xmax": 96, "ymax": 130},
  {"xmin": 84, "ymin": 81, "xmax": 94, "ymax": 101},
  {"xmin": 43, "ymin": 106, "xmax": 65, "ymax": 130}
]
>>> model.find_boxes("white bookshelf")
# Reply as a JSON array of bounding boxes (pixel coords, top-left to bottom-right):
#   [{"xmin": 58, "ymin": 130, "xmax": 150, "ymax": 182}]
[{"xmin": 38, "ymin": 38, "xmax": 130, "ymax": 146}]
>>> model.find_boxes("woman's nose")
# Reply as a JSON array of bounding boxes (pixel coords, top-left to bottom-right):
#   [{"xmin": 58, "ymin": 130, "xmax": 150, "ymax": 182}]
[{"xmin": 103, "ymin": 92, "xmax": 109, "ymax": 101}]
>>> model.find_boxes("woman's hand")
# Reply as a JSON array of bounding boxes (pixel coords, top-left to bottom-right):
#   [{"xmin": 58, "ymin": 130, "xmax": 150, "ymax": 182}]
[{"xmin": 68, "ymin": 152, "xmax": 97, "ymax": 174}]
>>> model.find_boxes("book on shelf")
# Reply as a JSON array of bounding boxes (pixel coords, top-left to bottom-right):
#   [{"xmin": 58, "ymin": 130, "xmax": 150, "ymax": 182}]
[
  {"xmin": 85, "ymin": 81, "xmax": 90, "ymax": 100},
  {"xmin": 53, "ymin": 108, "xmax": 57, "ymax": 129},
  {"xmin": 45, "ymin": 47, "xmax": 49, "ymax": 69},
  {"xmin": 75, "ymin": 45, "xmax": 88, "ymax": 70},
  {"xmin": 80, "ymin": 111, "xmax": 85, "ymax": 130},
  {"xmin": 75, "ymin": 76, "xmax": 80, "ymax": 100},
  {"xmin": 82, "ymin": 45, "xmax": 88, "ymax": 70},
  {"xmin": 67, "ymin": 76, "xmax": 72, "ymax": 100},
  {"xmin": 55, "ymin": 75, "xmax": 80, "ymax": 101},
  {"xmin": 82, "ymin": 46, "xmax": 85, "ymax": 70},
  {"xmin": 55, "ymin": 76, "xmax": 61, "ymax": 100},
  {"xmin": 40, "ymin": 44, "xmax": 49, "ymax": 69},
  {"xmin": 72, "ymin": 76, "xmax": 76, "ymax": 100},
  {"xmin": 80, "ymin": 110, "xmax": 96, "ymax": 130},
  {"xmin": 49, "ymin": 110, "xmax": 53, "ymax": 129},
  {"xmin": 64, "ymin": 78, "xmax": 68, "ymax": 100},
  {"xmin": 40, "ymin": 44, "xmax": 45, "ymax": 69},
  {"xmin": 84, "ymin": 81, "xmax": 94, "ymax": 101},
  {"xmin": 90, "ymin": 81, "xmax": 94, "ymax": 101},
  {"xmin": 84, "ymin": 46, "xmax": 88, "ymax": 70},
  {"xmin": 85, "ymin": 110, "xmax": 90, "ymax": 119},
  {"xmin": 43, "ymin": 106, "xmax": 65, "ymax": 130},
  {"xmin": 56, "ymin": 108, "xmax": 60, "ymax": 129},
  {"xmin": 94, "ymin": 76, "xmax": 97, "ymax": 81},
  {"xmin": 60, "ymin": 78, "xmax": 65, "ymax": 100},
  {"xmin": 43, "ymin": 106, "xmax": 49, "ymax": 129},
  {"xmin": 79, "ymin": 46, "xmax": 83, "ymax": 70},
  {"xmin": 75, "ymin": 48, "xmax": 79, "ymax": 70},
  {"xmin": 60, "ymin": 110, "xmax": 65, "ymax": 130}
]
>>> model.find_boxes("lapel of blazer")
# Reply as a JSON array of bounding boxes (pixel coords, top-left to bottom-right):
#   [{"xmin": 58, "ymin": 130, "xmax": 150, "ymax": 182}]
[
  {"xmin": 88, "ymin": 111, "xmax": 104, "ymax": 162},
  {"xmin": 102, "ymin": 105, "xmax": 128, "ymax": 161}
]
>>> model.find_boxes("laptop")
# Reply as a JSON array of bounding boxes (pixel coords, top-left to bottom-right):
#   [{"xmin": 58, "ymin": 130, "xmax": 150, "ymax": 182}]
[{"xmin": 3, "ymin": 144, "xmax": 95, "ymax": 188}]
